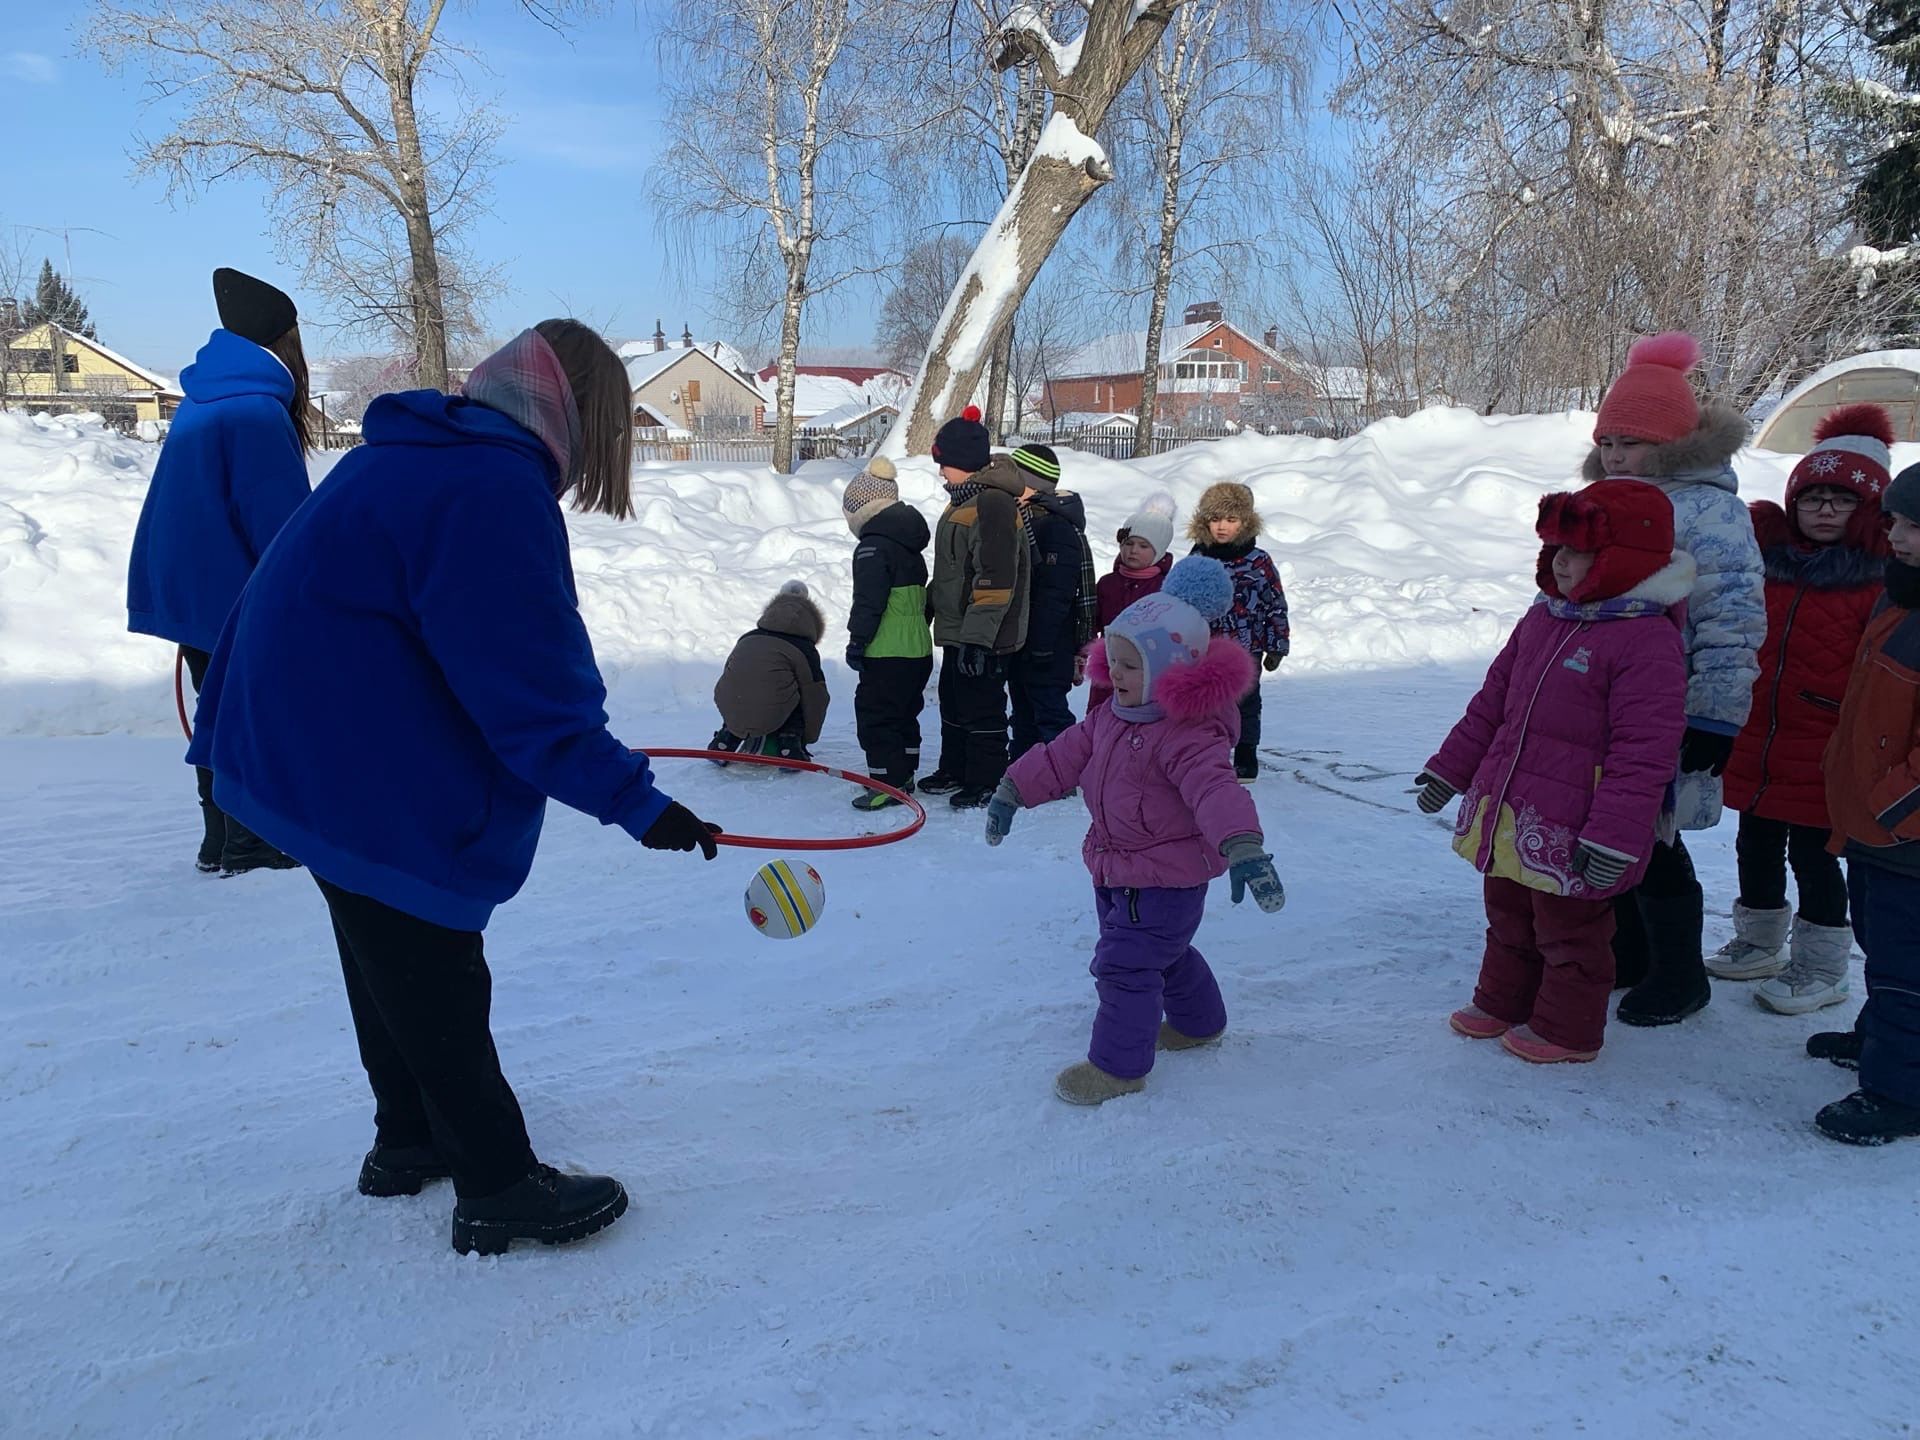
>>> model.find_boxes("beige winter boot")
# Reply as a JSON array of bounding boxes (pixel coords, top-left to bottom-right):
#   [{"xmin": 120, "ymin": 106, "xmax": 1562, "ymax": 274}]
[
  {"xmin": 1705, "ymin": 901, "xmax": 1792, "ymax": 980},
  {"xmin": 1756, "ymin": 917, "xmax": 1853, "ymax": 1014},
  {"xmin": 1053, "ymin": 1061, "xmax": 1146, "ymax": 1105},
  {"xmin": 1157, "ymin": 1021, "xmax": 1225, "ymax": 1051}
]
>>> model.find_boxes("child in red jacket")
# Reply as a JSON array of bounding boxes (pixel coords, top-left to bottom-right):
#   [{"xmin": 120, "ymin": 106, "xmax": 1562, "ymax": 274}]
[
  {"xmin": 1082, "ymin": 492, "xmax": 1176, "ymax": 714},
  {"xmin": 1713, "ymin": 405, "xmax": 1892, "ymax": 1015}
]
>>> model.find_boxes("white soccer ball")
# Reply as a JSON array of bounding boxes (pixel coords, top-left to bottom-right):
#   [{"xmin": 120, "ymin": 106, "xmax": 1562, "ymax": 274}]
[{"xmin": 744, "ymin": 858, "xmax": 827, "ymax": 939}]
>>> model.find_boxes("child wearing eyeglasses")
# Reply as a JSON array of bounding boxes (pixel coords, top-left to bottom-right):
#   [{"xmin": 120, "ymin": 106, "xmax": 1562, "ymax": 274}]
[{"xmin": 1714, "ymin": 405, "xmax": 1895, "ymax": 1015}]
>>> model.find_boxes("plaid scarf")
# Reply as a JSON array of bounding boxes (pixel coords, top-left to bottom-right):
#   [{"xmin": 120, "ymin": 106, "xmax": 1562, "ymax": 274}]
[
  {"xmin": 462, "ymin": 328, "xmax": 582, "ymax": 488},
  {"xmin": 1071, "ymin": 526, "xmax": 1098, "ymax": 648}
]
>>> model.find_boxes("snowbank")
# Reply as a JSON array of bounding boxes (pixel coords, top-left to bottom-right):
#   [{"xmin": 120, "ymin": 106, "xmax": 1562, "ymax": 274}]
[{"xmin": 0, "ymin": 405, "xmax": 1831, "ymax": 738}]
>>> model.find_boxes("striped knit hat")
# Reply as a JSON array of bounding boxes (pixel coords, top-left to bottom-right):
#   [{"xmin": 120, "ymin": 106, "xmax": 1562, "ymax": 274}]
[
  {"xmin": 841, "ymin": 456, "xmax": 899, "ymax": 536},
  {"xmin": 1010, "ymin": 443, "xmax": 1063, "ymax": 491}
]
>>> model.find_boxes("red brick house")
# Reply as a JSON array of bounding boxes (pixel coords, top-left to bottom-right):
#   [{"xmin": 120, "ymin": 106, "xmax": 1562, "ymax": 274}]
[{"xmin": 1041, "ymin": 303, "xmax": 1316, "ymax": 429}]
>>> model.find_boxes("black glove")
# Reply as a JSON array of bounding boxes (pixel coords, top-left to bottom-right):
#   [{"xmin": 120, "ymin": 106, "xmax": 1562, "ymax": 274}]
[
  {"xmin": 1262, "ymin": 653, "xmax": 1283, "ymax": 673},
  {"xmin": 641, "ymin": 802, "xmax": 722, "ymax": 860},
  {"xmin": 1678, "ymin": 726, "xmax": 1735, "ymax": 777},
  {"xmin": 845, "ymin": 641, "xmax": 865, "ymax": 672},
  {"xmin": 1412, "ymin": 771, "xmax": 1457, "ymax": 814},
  {"xmin": 956, "ymin": 644, "xmax": 997, "ymax": 679}
]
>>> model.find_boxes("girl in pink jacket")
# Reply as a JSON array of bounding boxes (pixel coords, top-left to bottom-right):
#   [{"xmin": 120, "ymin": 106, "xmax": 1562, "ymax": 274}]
[
  {"xmin": 984, "ymin": 557, "xmax": 1287, "ymax": 1105},
  {"xmin": 1415, "ymin": 480, "xmax": 1691, "ymax": 1063}
]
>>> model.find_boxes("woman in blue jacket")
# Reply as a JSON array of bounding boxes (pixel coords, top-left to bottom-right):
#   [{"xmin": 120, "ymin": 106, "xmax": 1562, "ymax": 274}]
[
  {"xmin": 188, "ymin": 320, "xmax": 721, "ymax": 1256},
  {"xmin": 128, "ymin": 268, "xmax": 312, "ymax": 875}
]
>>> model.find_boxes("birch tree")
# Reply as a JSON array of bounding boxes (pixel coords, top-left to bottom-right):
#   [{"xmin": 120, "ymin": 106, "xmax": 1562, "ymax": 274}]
[
  {"xmin": 886, "ymin": 0, "xmax": 1186, "ymax": 455},
  {"xmin": 85, "ymin": 0, "xmax": 530, "ymax": 391},
  {"xmin": 654, "ymin": 0, "xmax": 885, "ymax": 474}
]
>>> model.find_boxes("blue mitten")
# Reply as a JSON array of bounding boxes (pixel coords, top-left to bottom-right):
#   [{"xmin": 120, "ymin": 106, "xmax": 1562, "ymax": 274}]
[
  {"xmin": 984, "ymin": 779, "xmax": 1021, "ymax": 846},
  {"xmin": 1223, "ymin": 836, "xmax": 1286, "ymax": 913}
]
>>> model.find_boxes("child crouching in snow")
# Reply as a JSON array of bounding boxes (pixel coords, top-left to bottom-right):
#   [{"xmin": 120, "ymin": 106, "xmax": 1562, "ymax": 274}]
[
  {"xmin": 982, "ymin": 557, "xmax": 1287, "ymax": 1105},
  {"xmin": 711, "ymin": 580, "xmax": 831, "ymax": 763},
  {"xmin": 1415, "ymin": 481, "xmax": 1690, "ymax": 1063}
]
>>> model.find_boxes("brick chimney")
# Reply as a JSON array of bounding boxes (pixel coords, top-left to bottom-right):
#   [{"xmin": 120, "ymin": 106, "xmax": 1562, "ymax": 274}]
[
  {"xmin": 1263, "ymin": 325, "xmax": 1280, "ymax": 350},
  {"xmin": 682, "ymin": 323, "xmax": 694, "ymax": 349},
  {"xmin": 653, "ymin": 320, "xmax": 666, "ymax": 354}
]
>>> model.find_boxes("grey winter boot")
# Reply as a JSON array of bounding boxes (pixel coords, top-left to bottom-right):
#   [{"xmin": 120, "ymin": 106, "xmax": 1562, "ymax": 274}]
[
  {"xmin": 1157, "ymin": 1021, "xmax": 1225, "ymax": 1051},
  {"xmin": 1755, "ymin": 916, "xmax": 1852, "ymax": 1015},
  {"xmin": 1054, "ymin": 1061, "xmax": 1146, "ymax": 1105},
  {"xmin": 1706, "ymin": 902, "xmax": 1792, "ymax": 980}
]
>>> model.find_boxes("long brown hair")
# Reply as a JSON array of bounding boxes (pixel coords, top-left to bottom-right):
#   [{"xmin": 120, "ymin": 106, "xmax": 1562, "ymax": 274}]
[
  {"xmin": 265, "ymin": 325, "xmax": 314, "ymax": 455},
  {"xmin": 534, "ymin": 318, "xmax": 633, "ymax": 519}
]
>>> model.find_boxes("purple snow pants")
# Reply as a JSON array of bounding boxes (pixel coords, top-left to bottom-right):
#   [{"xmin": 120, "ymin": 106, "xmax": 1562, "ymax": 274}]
[{"xmin": 1088, "ymin": 884, "xmax": 1226, "ymax": 1080}]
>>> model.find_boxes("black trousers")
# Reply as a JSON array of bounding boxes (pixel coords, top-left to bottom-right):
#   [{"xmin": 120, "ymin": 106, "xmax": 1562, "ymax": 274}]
[
  {"xmin": 1008, "ymin": 645, "xmax": 1076, "ymax": 760},
  {"xmin": 1736, "ymin": 812, "xmax": 1849, "ymax": 926},
  {"xmin": 317, "ymin": 876, "xmax": 535, "ymax": 1198},
  {"xmin": 1237, "ymin": 682, "xmax": 1263, "ymax": 752},
  {"xmin": 180, "ymin": 645, "xmax": 215, "ymax": 810},
  {"xmin": 855, "ymin": 655, "xmax": 932, "ymax": 784},
  {"xmin": 936, "ymin": 648, "xmax": 1010, "ymax": 789}
]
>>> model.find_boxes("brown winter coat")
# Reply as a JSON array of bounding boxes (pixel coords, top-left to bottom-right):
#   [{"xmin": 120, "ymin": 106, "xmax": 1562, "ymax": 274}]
[
  {"xmin": 930, "ymin": 456, "xmax": 1032, "ymax": 654},
  {"xmin": 714, "ymin": 590, "xmax": 831, "ymax": 742}
]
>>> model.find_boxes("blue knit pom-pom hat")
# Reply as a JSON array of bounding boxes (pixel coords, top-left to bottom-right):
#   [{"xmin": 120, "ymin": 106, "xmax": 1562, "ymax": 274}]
[{"xmin": 1107, "ymin": 555, "xmax": 1234, "ymax": 702}]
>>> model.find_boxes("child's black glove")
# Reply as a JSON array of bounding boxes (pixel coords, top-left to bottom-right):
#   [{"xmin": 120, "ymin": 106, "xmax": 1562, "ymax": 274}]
[
  {"xmin": 1262, "ymin": 653, "xmax": 1283, "ymax": 673},
  {"xmin": 641, "ymin": 802, "xmax": 722, "ymax": 860},
  {"xmin": 845, "ymin": 641, "xmax": 865, "ymax": 672},
  {"xmin": 1679, "ymin": 726, "xmax": 1735, "ymax": 776},
  {"xmin": 1412, "ymin": 771, "xmax": 1457, "ymax": 814},
  {"xmin": 956, "ymin": 644, "xmax": 998, "ymax": 679}
]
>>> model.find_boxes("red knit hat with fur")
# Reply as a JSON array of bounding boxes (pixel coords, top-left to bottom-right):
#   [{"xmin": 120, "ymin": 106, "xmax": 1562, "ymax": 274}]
[
  {"xmin": 1594, "ymin": 332, "xmax": 1702, "ymax": 445},
  {"xmin": 1783, "ymin": 402, "xmax": 1894, "ymax": 553},
  {"xmin": 1535, "ymin": 480, "xmax": 1676, "ymax": 603}
]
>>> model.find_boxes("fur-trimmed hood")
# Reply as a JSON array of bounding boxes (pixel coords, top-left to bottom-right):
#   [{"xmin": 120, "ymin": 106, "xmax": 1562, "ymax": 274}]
[
  {"xmin": 1582, "ymin": 398, "xmax": 1747, "ymax": 487},
  {"xmin": 1188, "ymin": 481, "xmax": 1263, "ymax": 543},
  {"xmin": 757, "ymin": 589, "xmax": 826, "ymax": 643},
  {"xmin": 1085, "ymin": 633, "xmax": 1256, "ymax": 717},
  {"xmin": 1750, "ymin": 498, "xmax": 1889, "ymax": 584}
]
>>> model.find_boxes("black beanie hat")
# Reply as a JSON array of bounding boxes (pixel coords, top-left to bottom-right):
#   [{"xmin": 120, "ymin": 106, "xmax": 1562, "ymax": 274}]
[
  {"xmin": 1009, "ymin": 442, "xmax": 1062, "ymax": 490},
  {"xmin": 213, "ymin": 268, "xmax": 298, "ymax": 346},
  {"xmin": 1889, "ymin": 462, "xmax": 1920, "ymax": 524},
  {"xmin": 931, "ymin": 405, "xmax": 992, "ymax": 474}
]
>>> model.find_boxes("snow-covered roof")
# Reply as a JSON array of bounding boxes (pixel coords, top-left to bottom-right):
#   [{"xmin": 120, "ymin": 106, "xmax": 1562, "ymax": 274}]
[
  {"xmin": 759, "ymin": 370, "xmax": 910, "ymax": 420},
  {"xmin": 1755, "ymin": 349, "xmax": 1920, "ymax": 452},
  {"xmin": 799, "ymin": 399, "xmax": 898, "ymax": 433},
  {"xmin": 17, "ymin": 324, "xmax": 180, "ymax": 394},
  {"xmin": 1054, "ymin": 321, "xmax": 1294, "ymax": 380},
  {"xmin": 621, "ymin": 343, "xmax": 762, "ymax": 397},
  {"xmin": 1047, "ymin": 411, "xmax": 1141, "ymax": 430}
]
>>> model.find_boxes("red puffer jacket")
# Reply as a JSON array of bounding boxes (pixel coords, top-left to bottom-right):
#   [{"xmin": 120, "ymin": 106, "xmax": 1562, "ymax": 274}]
[{"xmin": 1723, "ymin": 502, "xmax": 1885, "ymax": 827}]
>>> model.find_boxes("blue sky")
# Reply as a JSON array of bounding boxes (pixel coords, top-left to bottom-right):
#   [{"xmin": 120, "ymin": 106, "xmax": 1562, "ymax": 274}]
[{"xmin": 0, "ymin": 1, "xmax": 812, "ymax": 375}]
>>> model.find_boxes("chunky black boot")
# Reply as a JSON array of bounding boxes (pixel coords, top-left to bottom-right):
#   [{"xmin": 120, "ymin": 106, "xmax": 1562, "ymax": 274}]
[
  {"xmin": 1615, "ymin": 890, "xmax": 1711, "ymax": 1027},
  {"xmin": 1815, "ymin": 1090, "xmax": 1920, "ymax": 1146},
  {"xmin": 451, "ymin": 1164, "xmax": 629, "ymax": 1256},
  {"xmin": 358, "ymin": 1142, "xmax": 453, "ymax": 1197},
  {"xmin": 220, "ymin": 819, "xmax": 301, "ymax": 876},
  {"xmin": 194, "ymin": 766, "xmax": 226, "ymax": 872},
  {"xmin": 1611, "ymin": 889, "xmax": 1650, "ymax": 991},
  {"xmin": 949, "ymin": 785, "xmax": 994, "ymax": 810},
  {"xmin": 916, "ymin": 770, "xmax": 964, "ymax": 795},
  {"xmin": 1808, "ymin": 1029, "xmax": 1863, "ymax": 1070}
]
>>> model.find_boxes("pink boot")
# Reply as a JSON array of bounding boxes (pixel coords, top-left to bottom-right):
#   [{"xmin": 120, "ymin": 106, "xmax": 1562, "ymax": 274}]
[
  {"xmin": 1449, "ymin": 1005, "xmax": 1512, "ymax": 1040},
  {"xmin": 1501, "ymin": 1025, "xmax": 1598, "ymax": 1064}
]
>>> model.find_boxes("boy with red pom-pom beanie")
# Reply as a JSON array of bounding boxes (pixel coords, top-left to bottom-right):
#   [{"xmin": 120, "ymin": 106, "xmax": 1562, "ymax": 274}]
[
  {"xmin": 1711, "ymin": 404, "xmax": 1893, "ymax": 1013},
  {"xmin": 924, "ymin": 406, "xmax": 1033, "ymax": 807},
  {"xmin": 1585, "ymin": 332, "xmax": 1766, "ymax": 1029}
]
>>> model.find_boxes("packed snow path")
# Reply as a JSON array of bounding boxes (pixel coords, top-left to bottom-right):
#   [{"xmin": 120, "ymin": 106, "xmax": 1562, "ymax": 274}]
[{"xmin": 5, "ymin": 674, "xmax": 1914, "ymax": 1438}]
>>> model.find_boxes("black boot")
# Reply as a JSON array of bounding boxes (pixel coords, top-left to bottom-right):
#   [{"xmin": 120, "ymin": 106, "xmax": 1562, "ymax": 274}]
[
  {"xmin": 917, "ymin": 770, "xmax": 964, "ymax": 795},
  {"xmin": 949, "ymin": 784, "xmax": 994, "ymax": 810},
  {"xmin": 1815, "ymin": 1090, "xmax": 1920, "ymax": 1146},
  {"xmin": 1808, "ymin": 1029, "xmax": 1863, "ymax": 1070},
  {"xmin": 195, "ymin": 766, "xmax": 228, "ymax": 873},
  {"xmin": 1611, "ymin": 889, "xmax": 1650, "ymax": 991},
  {"xmin": 1615, "ymin": 890, "xmax": 1710, "ymax": 1027},
  {"xmin": 851, "ymin": 777, "xmax": 911, "ymax": 812},
  {"xmin": 358, "ymin": 1142, "xmax": 453, "ymax": 1197},
  {"xmin": 220, "ymin": 818, "xmax": 301, "ymax": 876},
  {"xmin": 451, "ymin": 1164, "xmax": 629, "ymax": 1256},
  {"xmin": 1233, "ymin": 745, "xmax": 1260, "ymax": 784}
]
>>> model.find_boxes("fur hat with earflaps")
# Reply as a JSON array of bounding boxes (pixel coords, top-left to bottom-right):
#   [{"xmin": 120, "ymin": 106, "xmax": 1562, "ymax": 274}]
[
  {"xmin": 841, "ymin": 455, "xmax": 899, "ymax": 536},
  {"xmin": 1584, "ymin": 331, "xmax": 1747, "ymax": 482},
  {"xmin": 1187, "ymin": 481, "xmax": 1263, "ymax": 544},
  {"xmin": 1118, "ymin": 491, "xmax": 1178, "ymax": 564},
  {"xmin": 1535, "ymin": 481, "xmax": 1677, "ymax": 603},
  {"xmin": 758, "ymin": 579, "xmax": 827, "ymax": 642}
]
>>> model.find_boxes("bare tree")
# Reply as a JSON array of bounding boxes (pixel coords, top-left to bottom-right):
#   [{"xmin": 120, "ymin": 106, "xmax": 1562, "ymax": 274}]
[
  {"xmin": 875, "ymin": 234, "xmax": 976, "ymax": 373},
  {"xmin": 655, "ymin": 0, "xmax": 897, "ymax": 473},
  {"xmin": 886, "ymin": 0, "xmax": 1185, "ymax": 455},
  {"xmin": 0, "ymin": 225, "xmax": 38, "ymax": 413},
  {"xmin": 85, "ymin": 0, "xmax": 535, "ymax": 391}
]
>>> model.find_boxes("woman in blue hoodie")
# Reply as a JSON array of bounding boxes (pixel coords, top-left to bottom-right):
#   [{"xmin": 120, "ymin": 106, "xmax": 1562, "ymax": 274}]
[
  {"xmin": 187, "ymin": 320, "xmax": 720, "ymax": 1256},
  {"xmin": 128, "ymin": 268, "xmax": 313, "ymax": 875}
]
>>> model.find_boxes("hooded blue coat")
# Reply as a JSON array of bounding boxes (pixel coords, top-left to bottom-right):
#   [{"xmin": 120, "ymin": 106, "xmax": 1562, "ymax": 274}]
[
  {"xmin": 126, "ymin": 329, "xmax": 311, "ymax": 652},
  {"xmin": 186, "ymin": 389, "xmax": 673, "ymax": 931}
]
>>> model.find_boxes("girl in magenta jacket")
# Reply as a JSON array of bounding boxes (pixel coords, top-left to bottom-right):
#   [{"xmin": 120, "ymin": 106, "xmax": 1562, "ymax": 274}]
[
  {"xmin": 984, "ymin": 557, "xmax": 1287, "ymax": 1106},
  {"xmin": 1415, "ymin": 481, "xmax": 1691, "ymax": 1063}
]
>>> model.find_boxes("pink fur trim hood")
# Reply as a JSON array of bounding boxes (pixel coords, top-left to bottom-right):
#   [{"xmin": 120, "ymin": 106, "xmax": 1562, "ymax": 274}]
[{"xmin": 1086, "ymin": 634, "xmax": 1256, "ymax": 717}]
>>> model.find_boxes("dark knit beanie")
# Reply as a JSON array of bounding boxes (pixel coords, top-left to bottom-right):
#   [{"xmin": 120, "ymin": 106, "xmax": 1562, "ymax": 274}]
[
  {"xmin": 213, "ymin": 267, "xmax": 298, "ymax": 346},
  {"xmin": 931, "ymin": 405, "xmax": 992, "ymax": 474},
  {"xmin": 1009, "ymin": 443, "xmax": 1062, "ymax": 491},
  {"xmin": 1888, "ymin": 462, "xmax": 1920, "ymax": 523}
]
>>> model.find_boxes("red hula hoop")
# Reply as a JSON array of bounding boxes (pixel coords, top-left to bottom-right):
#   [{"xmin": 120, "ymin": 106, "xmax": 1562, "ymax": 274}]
[
  {"xmin": 635, "ymin": 748, "xmax": 926, "ymax": 851},
  {"xmin": 175, "ymin": 651, "xmax": 193, "ymax": 741}
]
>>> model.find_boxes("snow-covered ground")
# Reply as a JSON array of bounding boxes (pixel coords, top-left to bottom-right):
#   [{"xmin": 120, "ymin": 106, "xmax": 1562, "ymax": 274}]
[{"xmin": 3, "ymin": 408, "xmax": 1915, "ymax": 1436}]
